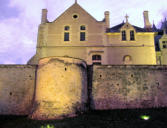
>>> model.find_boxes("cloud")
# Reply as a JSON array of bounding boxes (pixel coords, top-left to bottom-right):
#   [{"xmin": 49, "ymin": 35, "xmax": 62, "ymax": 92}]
[
  {"xmin": 0, "ymin": 0, "xmax": 167, "ymax": 64},
  {"xmin": 0, "ymin": 0, "xmax": 45, "ymax": 64}
]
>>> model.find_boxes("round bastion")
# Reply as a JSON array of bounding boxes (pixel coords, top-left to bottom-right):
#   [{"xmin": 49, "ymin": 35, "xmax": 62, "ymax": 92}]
[{"xmin": 30, "ymin": 57, "xmax": 88, "ymax": 120}]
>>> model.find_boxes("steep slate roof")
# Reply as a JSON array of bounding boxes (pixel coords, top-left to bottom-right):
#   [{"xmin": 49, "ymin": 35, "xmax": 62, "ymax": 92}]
[
  {"xmin": 160, "ymin": 19, "xmax": 167, "ymax": 30},
  {"xmin": 106, "ymin": 22, "xmax": 152, "ymax": 33}
]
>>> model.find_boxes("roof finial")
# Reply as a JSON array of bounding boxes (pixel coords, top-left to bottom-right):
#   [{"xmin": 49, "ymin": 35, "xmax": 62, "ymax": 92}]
[
  {"xmin": 75, "ymin": 0, "xmax": 77, "ymax": 3},
  {"xmin": 125, "ymin": 14, "xmax": 129, "ymax": 23}
]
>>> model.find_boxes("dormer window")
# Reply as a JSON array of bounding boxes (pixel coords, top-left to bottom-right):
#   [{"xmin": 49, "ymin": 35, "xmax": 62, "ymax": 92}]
[
  {"xmin": 80, "ymin": 25, "xmax": 86, "ymax": 41},
  {"xmin": 130, "ymin": 30, "xmax": 135, "ymax": 41},
  {"xmin": 122, "ymin": 31, "xmax": 126, "ymax": 41},
  {"xmin": 64, "ymin": 26, "xmax": 70, "ymax": 41},
  {"xmin": 162, "ymin": 41, "xmax": 167, "ymax": 48}
]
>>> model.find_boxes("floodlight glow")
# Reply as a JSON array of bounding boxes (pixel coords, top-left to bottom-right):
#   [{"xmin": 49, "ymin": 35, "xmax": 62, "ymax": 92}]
[
  {"xmin": 40, "ymin": 124, "xmax": 55, "ymax": 128},
  {"xmin": 140, "ymin": 115, "xmax": 150, "ymax": 120}
]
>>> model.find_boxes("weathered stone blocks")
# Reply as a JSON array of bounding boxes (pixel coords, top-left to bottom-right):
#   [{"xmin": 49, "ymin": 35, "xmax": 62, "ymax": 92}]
[
  {"xmin": 91, "ymin": 65, "xmax": 167, "ymax": 110},
  {"xmin": 0, "ymin": 65, "xmax": 36, "ymax": 115},
  {"xmin": 30, "ymin": 57, "xmax": 87, "ymax": 120}
]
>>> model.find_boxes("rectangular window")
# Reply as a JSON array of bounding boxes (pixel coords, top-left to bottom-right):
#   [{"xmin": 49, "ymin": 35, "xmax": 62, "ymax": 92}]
[
  {"xmin": 92, "ymin": 55, "xmax": 101, "ymax": 60},
  {"xmin": 163, "ymin": 45, "xmax": 167, "ymax": 48},
  {"xmin": 64, "ymin": 32, "xmax": 69, "ymax": 41},
  {"xmin": 122, "ymin": 31, "xmax": 126, "ymax": 41},
  {"xmin": 130, "ymin": 30, "xmax": 135, "ymax": 41},
  {"xmin": 80, "ymin": 32, "xmax": 85, "ymax": 41}
]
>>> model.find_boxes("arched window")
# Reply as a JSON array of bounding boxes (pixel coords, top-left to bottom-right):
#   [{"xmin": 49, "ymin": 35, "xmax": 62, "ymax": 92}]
[
  {"xmin": 80, "ymin": 25, "xmax": 86, "ymax": 41},
  {"xmin": 64, "ymin": 26, "xmax": 70, "ymax": 41},
  {"xmin": 64, "ymin": 26, "xmax": 70, "ymax": 31},
  {"xmin": 123, "ymin": 55, "xmax": 132, "ymax": 64}
]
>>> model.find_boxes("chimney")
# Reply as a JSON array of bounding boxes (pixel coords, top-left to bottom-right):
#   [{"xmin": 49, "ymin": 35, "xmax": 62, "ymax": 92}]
[
  {"xmin": 41, "ymin": 9, "xmax": 48, "ymax": 24},
  {"xmin": 105, "ymin": 11, "xmax": 110, "ymax": 28},
  {"xmin": 143, "ymin": 11, "xmax": 152, "ymax": 29}
]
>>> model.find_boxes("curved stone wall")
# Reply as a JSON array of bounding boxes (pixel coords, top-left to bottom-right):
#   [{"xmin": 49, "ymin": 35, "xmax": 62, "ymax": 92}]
[{"xmin": 30, "ymin": 57, "xmax": 87, "ymax": 120}]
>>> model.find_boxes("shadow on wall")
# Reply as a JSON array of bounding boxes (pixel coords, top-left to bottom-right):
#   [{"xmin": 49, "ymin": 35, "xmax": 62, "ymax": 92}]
[{"xmin": 87, "ymin": 65, "xmax": 94, "ymax": 110}]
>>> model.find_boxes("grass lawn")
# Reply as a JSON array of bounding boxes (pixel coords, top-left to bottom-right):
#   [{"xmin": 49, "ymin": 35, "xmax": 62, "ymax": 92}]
[{"xmin": 0, "ymin": 108, "xmax": 167, "ymax": 128}]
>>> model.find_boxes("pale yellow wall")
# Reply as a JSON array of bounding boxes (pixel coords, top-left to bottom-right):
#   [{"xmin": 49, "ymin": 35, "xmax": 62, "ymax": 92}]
[
  {"xmin": 106, "ymin": 23, "xmax": 156, "ymax": 65},
  {"xmin": 29, "ymin": 3, "xmax": 157, "ymax": 65},
  {"xmin": 107, "ymin": 47, "xmax": 156, "ymax": 65},
  {"xmin": 159, "ymin": 34, "xmax": 167, "ymax": 65},
  {"xmin": 40, "ymin": 4, "xmax": 104, "ymax": 47}
]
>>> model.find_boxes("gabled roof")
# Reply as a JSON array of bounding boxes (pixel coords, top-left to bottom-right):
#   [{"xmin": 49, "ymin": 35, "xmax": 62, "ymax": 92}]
[
  {"xmin": 52, "ymin": 2, "xmax": 99, "ymax": 22},
  {"xmin": 106, "ymin": 22, "xmax": 153, "ymax": 33}
]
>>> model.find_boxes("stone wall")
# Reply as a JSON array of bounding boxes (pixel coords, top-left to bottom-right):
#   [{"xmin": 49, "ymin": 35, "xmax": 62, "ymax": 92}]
[
  {"xmin": 91, "ymin": 65, "xmax": 167, "ymax": 110},
  {"xmin": 0, "ymin": 65, "xmax": 36, "ymax": 115},
  {"xmin": 30, "ymin": 57, "xmax": 88, "ymax": 120}
]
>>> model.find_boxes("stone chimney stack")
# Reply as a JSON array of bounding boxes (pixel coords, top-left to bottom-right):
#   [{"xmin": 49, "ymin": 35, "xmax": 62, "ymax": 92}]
[
  {"xmin": 143, "ymin": 11, "xmax": 152, "ymax": 29},
  {"xmin": 41, "ymin": 9, "xmax": 48, "ymax": 24},
  {"xmin": 105, "ymin": 11, "xmax": 110, "ymax": 28}
]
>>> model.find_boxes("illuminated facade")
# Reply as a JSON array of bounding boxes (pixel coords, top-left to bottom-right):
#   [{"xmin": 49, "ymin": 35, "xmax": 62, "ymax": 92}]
[{"xmin": 28, "ymin": 2, "xmax": 157, "ymax": 65}]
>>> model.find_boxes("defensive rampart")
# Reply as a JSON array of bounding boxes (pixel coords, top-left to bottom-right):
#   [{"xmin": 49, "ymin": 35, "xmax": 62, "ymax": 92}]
[
  {"xmin": 90, "ymin": 65, "xmax": 167, "ymax": 109},
  {"xmin": 0, "ymin": 65, "xmax": 36, "ymax": 115}
]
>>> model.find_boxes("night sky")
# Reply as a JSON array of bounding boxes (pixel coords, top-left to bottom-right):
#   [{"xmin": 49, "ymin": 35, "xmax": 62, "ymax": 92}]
[{"xmin": 0, "ymin": 0, "xmax": 167, "ymax": 64}]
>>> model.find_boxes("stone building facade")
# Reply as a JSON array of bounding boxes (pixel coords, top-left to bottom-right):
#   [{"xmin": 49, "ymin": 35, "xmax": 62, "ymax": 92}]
[{"xmin": 28, "ymin": 2, "xmax": 157, "ymax": 65}]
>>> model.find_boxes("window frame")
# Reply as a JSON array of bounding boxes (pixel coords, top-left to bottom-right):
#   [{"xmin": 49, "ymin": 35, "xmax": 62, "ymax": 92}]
[
  {"xmin": 92, "ymin": 55, "xmax": 101, "ymax": 61},
  {"xmin": 80, "ymin": 32, "xmax": 86, "ymax": 41},
  {"xmin": 64, "ymin": 25, "xmax": 70, "ymax": 42},
  {"xmin": 122, "ymin": 30, "xmax": 126, "ymax": 41},
  {"xmin": 64, "ymin": 32, "xmax": 70, "ymax": 41},
  {"xmin": 80, "ymin": 25, "xmax": 86, "ymax": 41},
  {"xmin": 130, "ymin": 30, "xmax": 135, "ymax": 41}
]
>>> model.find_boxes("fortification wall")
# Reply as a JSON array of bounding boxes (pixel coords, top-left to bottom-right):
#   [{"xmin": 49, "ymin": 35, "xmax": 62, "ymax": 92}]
[
  {"xmin": 30, "ymin": 57, "xmax": 87, "ymax": 120},
  {"xmin": 0, "ymin": 65, "xmax": 36, "ymax": 115},
  {"xmin": 91, "ymin": 65, "xmax": 167, "ymax": 110},
  {"xmin": 1, "ymin": 63, "xmax": 167, "ymax": 118}
]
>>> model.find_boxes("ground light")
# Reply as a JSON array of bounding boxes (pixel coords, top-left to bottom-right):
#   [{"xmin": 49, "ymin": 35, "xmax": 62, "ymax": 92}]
[
  {"xmin": 140, "ymin": 115, "xmax": 150, "ymax": 120},
  {"xmin": 40, "ymin": 124, "xmax": 55, "ymax": 128}
]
